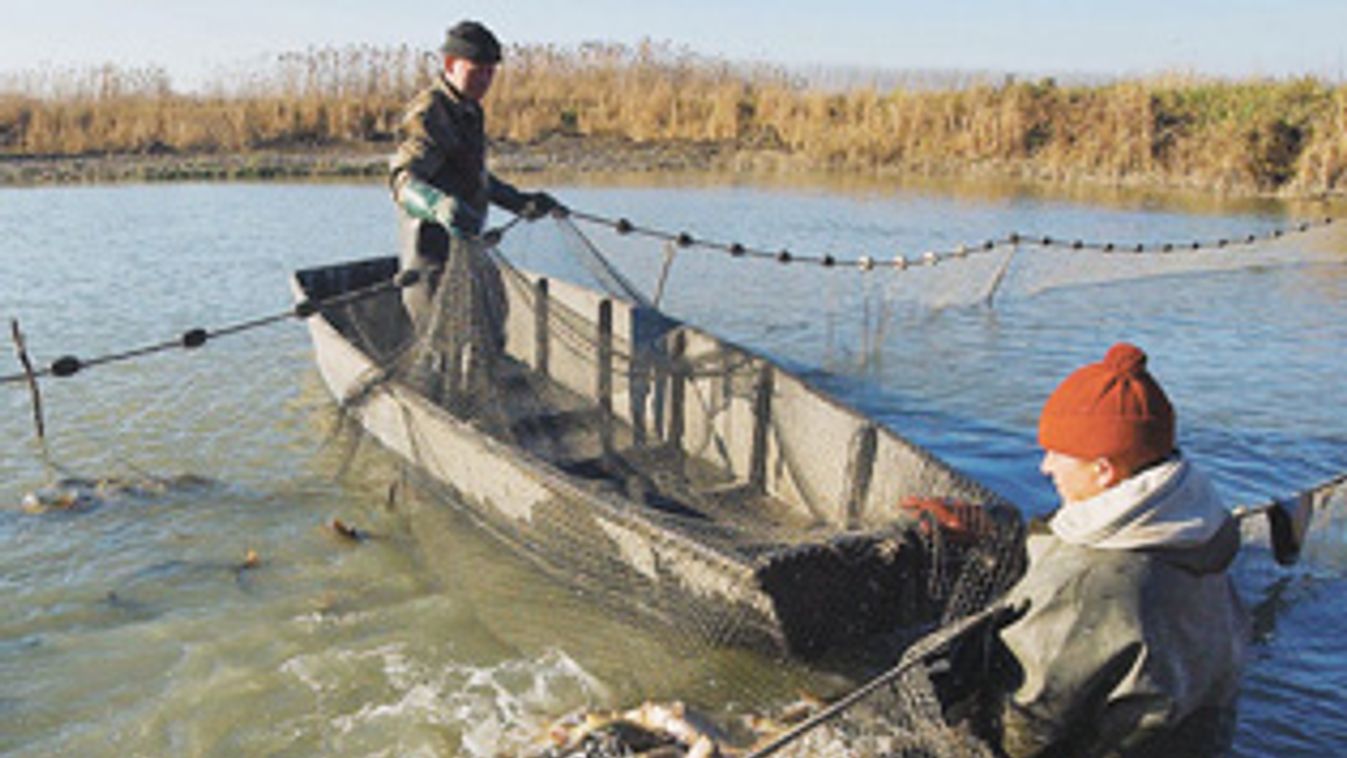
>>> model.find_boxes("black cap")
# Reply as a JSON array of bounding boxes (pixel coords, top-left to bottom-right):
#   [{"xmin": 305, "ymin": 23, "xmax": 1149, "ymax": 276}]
[{"xmin": 440, "ymin": 20, "xmax": 502, "ymax": 64}]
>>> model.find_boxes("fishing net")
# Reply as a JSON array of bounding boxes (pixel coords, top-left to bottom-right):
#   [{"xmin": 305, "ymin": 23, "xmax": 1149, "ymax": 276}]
[
  {"xmin": 300, "ymin": 214, "xmax": 1043, "ymax": 756},
  {"xmin": 304, "ymin": 208, "xmax": 1347, "ymax": 754},
  {"xmin": 998, "ymin": 229, "xmax": 1346, "ymax": 302},
  {"xmin": 844, "ymin": 226, "xmax": 1347, "ymax": 313},
  {"xmin": 517, "ymin": 210, "xmax": 1345, "ymax": 313}
]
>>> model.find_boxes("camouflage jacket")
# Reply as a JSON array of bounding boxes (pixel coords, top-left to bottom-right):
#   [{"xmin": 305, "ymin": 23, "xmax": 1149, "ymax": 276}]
[{"xmin": 389, "ymin": 73, "xmax": 526, "ymax": 234}]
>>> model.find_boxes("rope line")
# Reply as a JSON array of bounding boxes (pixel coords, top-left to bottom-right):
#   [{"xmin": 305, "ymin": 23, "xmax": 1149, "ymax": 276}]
[
  {"xmin": 0, "ymin": 266, "xmax": 408, "ymax": 386},
  {"xmin": 0, "ymin": 217, "xmax": 542, "ymax": 387},
  {"xmin": 564, "ymin": 208, "xmax": 1337, "ymax": 272},
  {"xmin": 4, "ymin": 207, "xmax": 1338, "ymax": 386}
]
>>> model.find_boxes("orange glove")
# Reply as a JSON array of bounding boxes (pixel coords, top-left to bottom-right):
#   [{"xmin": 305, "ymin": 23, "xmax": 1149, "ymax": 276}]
[{"xmin": 899, "ymin": 496, "xmax": 991, "ymax": 543}]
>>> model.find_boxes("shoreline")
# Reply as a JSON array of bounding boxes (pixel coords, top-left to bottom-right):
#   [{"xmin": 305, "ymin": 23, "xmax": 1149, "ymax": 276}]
[
  {"xmin": 2, "ymin": 136, "xmax": 1345, "ymax": 204},
  {"xmin": 0, "ymin": 136, "xmax": 730, "ymax": 186}
]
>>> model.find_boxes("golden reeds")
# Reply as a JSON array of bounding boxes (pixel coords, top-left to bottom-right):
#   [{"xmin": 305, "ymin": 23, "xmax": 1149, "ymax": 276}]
[{"xmin": 1, "ymin": 42, "xmax": 1344, "ymax": 194}]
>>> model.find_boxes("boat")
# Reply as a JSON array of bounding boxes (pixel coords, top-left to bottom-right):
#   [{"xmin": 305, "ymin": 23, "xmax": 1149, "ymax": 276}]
[{"xmin": 291, "ymin": 253, "xmax": 1018, "ymax": 659}]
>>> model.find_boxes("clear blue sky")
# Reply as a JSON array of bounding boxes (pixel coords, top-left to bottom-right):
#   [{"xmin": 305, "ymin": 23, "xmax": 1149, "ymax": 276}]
[{"xmin": 4, "ymin": 0, "xmax": 1345, "ymax": 87}]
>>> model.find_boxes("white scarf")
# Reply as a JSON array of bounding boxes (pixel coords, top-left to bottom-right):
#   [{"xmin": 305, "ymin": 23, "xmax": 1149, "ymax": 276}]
[{"xmin": 1049, "ymin": 456, "xmax": 1229, "ymax": 550}]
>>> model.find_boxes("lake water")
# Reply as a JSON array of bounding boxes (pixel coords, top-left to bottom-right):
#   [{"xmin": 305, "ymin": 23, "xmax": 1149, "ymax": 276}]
[{"xmin": 1, "ymin": 177, "xmax": 1345, "ymax": 755}]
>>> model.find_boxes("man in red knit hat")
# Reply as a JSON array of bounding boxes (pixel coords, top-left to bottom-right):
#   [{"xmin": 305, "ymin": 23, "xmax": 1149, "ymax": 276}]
[{"xmin": 995, "ymin": 342, "xmax": 1249, "ymax": 756}]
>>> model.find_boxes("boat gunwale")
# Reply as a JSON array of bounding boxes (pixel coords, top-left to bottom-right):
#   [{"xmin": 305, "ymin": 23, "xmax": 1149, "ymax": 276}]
[
  {"xmin": 289, "ymin": 264, "xmax": 770, "ymax": 580},
  {"xmin": 290, "ymin": 255, "xmax": 1013, "ymax": 546}
]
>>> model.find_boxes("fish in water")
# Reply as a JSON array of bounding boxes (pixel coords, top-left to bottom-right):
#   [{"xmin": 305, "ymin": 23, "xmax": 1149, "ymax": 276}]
[
  {"xmin": 102, "ymin": 590, "xmax": 160, "ymax": 621},
  {"xmin": 19, "ymin": 473, "xmax": 216, "ymax": 514},
  {"xmin": 327, "ymin": 517, "xmax": 370, "ymax": 543},
  {"xmin": 234, "ymin": 549, "xmax": 264, "ymax": 591},
  {"xmin": 534, "ymin": 696, "xmax": 843, "ymax": 757},
  {"xmin": 538, "ymin": 700, "xmax": 729, "ymax": 757}
]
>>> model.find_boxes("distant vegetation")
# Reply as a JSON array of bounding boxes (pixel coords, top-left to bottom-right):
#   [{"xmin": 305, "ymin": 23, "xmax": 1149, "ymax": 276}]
[{"xmin": 1, "ymin": 42, "xmax": 1345, "ymax": 195}]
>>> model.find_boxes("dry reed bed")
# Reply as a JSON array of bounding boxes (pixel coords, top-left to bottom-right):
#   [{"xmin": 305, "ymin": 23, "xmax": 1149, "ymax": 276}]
[{"xmin": 2, "ymin": 43, "xmax": 1344, "ymax": 194}]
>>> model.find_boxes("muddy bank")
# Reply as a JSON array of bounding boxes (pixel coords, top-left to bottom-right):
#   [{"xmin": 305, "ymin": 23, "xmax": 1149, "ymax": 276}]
[
  {"xmin": 4, "ymin": 135, "xmax": 1342, "ymax": 202},
  {"xmin": 0, "ymin": 135, "xmax": 731, "ymax": 186}
]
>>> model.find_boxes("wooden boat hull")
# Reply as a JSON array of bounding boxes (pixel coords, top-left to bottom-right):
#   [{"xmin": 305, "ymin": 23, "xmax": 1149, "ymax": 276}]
[{"xmin": 292, "ymin": 256, "xmax": 1012, "ymax": 659}]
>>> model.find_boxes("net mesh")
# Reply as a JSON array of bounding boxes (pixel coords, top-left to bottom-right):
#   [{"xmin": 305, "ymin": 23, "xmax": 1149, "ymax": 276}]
[
  {"xmin": 309, "ymin": 214, "xmax": 1344, "ymax": 754},
  {"xmin": 308, "ymin": 221, "xmax": 1095, "ymax": 755},
  {"xmin": 852, "ymin": 227, "xmax": 1346, "ymax": 312}
]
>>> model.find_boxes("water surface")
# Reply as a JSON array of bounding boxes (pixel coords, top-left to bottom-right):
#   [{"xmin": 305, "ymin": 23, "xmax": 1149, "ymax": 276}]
[{"xmin": 2, "ymin": 179, "xmax": 1345, "ymax": 755}]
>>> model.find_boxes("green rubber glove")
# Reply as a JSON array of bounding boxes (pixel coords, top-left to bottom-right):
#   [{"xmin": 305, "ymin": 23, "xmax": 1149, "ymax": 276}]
[{"xmin": 399, "ymin": 179, "xmax": 481, "ymax": 234}]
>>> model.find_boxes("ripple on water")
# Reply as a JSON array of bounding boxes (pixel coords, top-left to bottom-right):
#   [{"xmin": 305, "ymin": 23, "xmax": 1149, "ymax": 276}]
[
  {"xmin": 278, "ymin": 643, "xmax": 607, "ymax": 756},
  {"xmin": 2, "ymin": 182, "xmax": 1346, "ymax": 755}
]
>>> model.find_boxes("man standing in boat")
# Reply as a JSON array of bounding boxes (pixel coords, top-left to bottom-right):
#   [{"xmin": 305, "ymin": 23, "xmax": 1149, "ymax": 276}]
[
  {"xmin": 991, "ymin": 342, "xmax": 1249, "ymax": 756},
  {"xmin": 389, "ymin": 19, "xmax": 560, "ymax": 327},
  {"xmin": 389, "ymin": 20, "xmax": 560, "ymax": 411}
]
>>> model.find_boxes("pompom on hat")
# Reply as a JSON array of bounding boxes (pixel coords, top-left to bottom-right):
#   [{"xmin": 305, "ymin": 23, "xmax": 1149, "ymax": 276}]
[{"xmin": 1037, "ymin": 342, "xmax": 1175, "ymax": 472}]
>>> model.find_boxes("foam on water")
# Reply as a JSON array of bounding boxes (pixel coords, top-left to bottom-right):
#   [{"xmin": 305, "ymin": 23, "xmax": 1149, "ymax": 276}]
[{"xmin": 278, "ymin": 643, "xmax": 608, "ymax": 756}]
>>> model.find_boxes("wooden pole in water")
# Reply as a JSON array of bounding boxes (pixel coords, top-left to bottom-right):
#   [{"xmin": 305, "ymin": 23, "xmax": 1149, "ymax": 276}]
[
  {"xmin": 9, "ymin": 319, "xmax": 52, "ymax": 472},
  {"xmin": 982, "ymin": 241, "xmax": 1017, "ymax": 308}
]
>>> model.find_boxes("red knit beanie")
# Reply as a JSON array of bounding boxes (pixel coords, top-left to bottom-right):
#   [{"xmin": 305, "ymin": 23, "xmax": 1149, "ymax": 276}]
[{"xmin": 1037, "ymin": 343, "xmax": 1175, "ymax": 472}]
